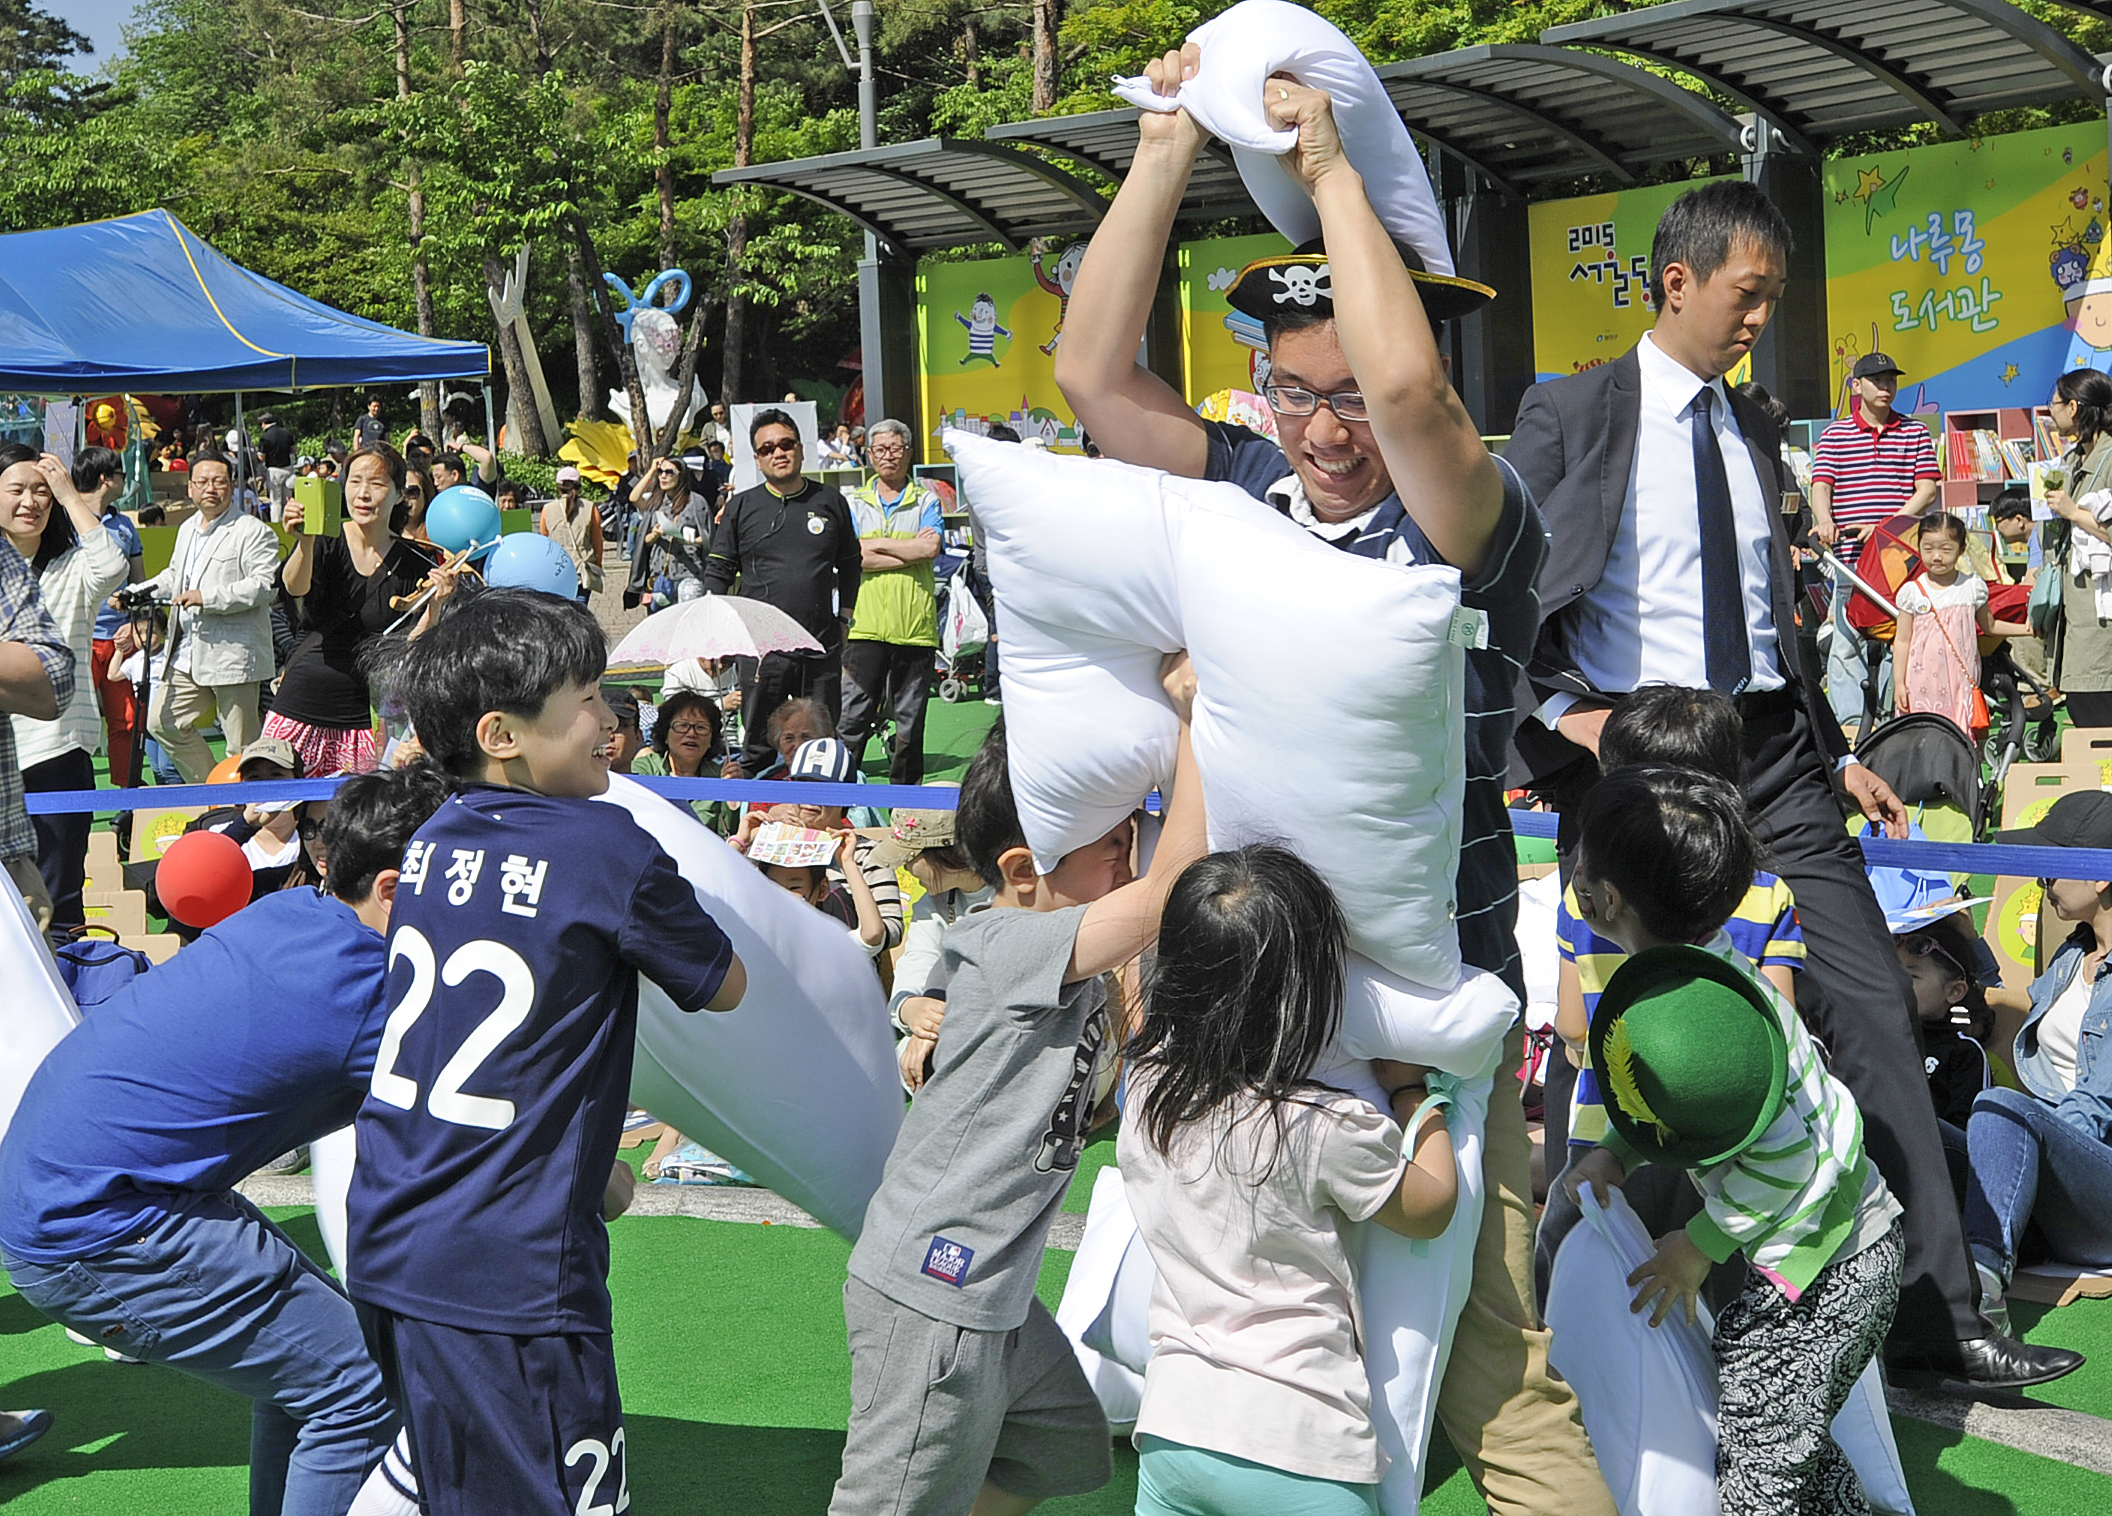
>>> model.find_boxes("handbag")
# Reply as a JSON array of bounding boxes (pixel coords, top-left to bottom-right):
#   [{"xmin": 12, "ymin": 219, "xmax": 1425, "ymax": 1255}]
[{"xmin": 2029, "ymin": 541, "xmax": 2066, "ymax": 638}]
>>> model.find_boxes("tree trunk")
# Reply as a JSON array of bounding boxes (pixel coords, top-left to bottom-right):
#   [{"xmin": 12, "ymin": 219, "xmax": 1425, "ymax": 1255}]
[
  {"xmin": 964, "ymin": 14, "xmax": 979, "ymax": 89},
  {"xmin": 653, "ymin": 304, "xmax": 709, "ymax": 457},
  {"xmin": 449, "ymin": 0, "xmax": 467, "ymax": 72},
  {"xmin": 564, "ymin": 209, "xmax": 654, "ymax": 458},
  {"xmin": 655, "ymin": 17, "xmax": 677, "ymax": 272},
  {"xmin": 1031, "ymin": 0, "xmax": 1061, "ymax": 113},
  {"xmin": 484, "ymin": 252, "xmax": 551, "ymax": 458},
  {"xmin": 721, "ymin": 0, "xmax": 756, "ymax": 408},
  {"xmin": 565, "ymin": 239, "xmax": 599, "ymax": 421},
  {"xmin": 395, "ymin": 0, "xmax": 441, "ymax": 438}
]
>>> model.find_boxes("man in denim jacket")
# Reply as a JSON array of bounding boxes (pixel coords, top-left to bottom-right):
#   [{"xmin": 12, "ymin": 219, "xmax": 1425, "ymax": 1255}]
[{"xmin": 1964, "ymin": 789, "xmax": 2112, "ymax": 1360}]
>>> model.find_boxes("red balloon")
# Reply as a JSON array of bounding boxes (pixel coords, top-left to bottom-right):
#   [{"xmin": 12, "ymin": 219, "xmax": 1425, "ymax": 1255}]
[{"xmin": 157, "ymin": 830, "xmax": 253, "ymax": 929}]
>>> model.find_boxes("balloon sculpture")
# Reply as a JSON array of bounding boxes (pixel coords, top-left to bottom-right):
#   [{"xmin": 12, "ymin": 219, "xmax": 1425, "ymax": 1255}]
[{"xmin": 559, "ymin": 270, "xmax": 706, "ymax": 485}]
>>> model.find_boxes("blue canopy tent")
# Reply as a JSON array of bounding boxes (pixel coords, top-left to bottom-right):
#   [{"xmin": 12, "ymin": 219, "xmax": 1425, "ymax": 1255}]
[{"xmin": 0, "ymin": 209, "xmax": 488, "ymax": 391}]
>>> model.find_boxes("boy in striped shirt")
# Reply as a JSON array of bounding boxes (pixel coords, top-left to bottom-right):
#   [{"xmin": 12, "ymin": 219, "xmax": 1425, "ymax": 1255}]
[{"xmin": 1563, "ymin": 764, "xmax": 1901, "ymax": 1516}]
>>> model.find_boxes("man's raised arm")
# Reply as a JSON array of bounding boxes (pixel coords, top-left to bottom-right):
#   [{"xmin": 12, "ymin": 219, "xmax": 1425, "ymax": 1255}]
[{"xmin": 1055, "ymin": 46, "xmax": 1212, "ymax": 480}]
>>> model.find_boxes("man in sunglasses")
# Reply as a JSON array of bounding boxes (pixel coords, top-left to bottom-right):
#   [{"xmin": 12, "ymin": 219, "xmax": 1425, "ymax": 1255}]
[
  {"xmin": 1056, "ymin": 54, "xmax": 1603, "ymax": 1516},
  {"xmin": 702, "ymin": 409, "xmax": 860, "ymax": 775}
]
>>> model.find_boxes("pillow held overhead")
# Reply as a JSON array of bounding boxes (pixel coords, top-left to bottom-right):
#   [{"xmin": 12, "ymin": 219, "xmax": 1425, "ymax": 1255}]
[{"xmin": 1111, "ymin": 0, "xmax": 1452, "ymax": 275}]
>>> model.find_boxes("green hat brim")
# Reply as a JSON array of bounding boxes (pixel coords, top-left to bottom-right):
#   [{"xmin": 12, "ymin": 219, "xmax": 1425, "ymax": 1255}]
[
  {"xmin": 1224, "ymin": 249, "xmax": 1496, "ymax": 325},
  {"xmin": 1586, "ymin": 944, "xmax": 1789, "ymax": 1169}
]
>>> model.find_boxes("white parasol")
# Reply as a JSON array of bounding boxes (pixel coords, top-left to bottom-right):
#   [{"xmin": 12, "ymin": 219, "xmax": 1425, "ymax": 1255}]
[{"xmin": 608, "ymin": 595, "xmax": 822, "ymax": 668}]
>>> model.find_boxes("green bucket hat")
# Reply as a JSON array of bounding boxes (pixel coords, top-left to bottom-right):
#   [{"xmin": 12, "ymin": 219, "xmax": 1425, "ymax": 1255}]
[{"xmin": 1587, "ymin": 945, "xmax": 1789, "ymax": 1169}]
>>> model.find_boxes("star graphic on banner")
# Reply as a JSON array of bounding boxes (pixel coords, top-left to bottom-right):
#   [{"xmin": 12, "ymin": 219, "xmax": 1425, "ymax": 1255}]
[
  {"xmin": 1852, "ymin": 166, "xmax": 1888, "ymax": 203},
  {"xmin": 1858, "ymin": 163, "xmax": 1909, "ymax": 234},
  {"xmin": 2002, "ymin": 363, "xmax": 2021, "ymax": 386}
]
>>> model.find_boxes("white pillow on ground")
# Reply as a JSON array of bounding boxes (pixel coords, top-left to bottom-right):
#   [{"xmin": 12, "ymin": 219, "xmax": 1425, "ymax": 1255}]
[
  {"xmin": 1547, "ymin": 1188, "xmax": 1914, "ymax": 1516},
  {"xmin": 1112, "ymin": 0, "xmax": 1452, "ymax": 273},
  {"xmin": 946, "ymin": 429, "xmax": 1468, "ymax": 991},
  {"xmin": 595, "ymin": 773, "xmax": 902, "ymax": 1239},
  {"xmin": 0, "ymin": 870, "xmax": 79, "ymax": 1150}
]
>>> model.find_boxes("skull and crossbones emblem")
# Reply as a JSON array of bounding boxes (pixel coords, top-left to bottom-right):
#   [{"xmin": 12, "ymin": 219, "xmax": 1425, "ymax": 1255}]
[{"xmin": 1268, "ymin": 263, "xmax": 1332, "ymax": 307}]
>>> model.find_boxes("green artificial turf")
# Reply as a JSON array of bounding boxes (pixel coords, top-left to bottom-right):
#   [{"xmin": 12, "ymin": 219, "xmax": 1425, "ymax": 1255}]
[{"xmin": 1, "ymin": 1201, "xmax": 2099, "ymax": 1515}]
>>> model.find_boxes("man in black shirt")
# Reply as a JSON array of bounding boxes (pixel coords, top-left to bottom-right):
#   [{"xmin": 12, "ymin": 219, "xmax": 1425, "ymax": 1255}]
[
  {"xmin": 257, "ymin": 412, "xmax": 298, "ymax": 523},
  {"xmin": 702, "ymin": 409, "xmax": 860, "ymax": 774}
]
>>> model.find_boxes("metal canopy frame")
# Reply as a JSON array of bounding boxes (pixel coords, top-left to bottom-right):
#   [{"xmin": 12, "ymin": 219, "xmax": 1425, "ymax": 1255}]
[
  {"xmin": 1376, "ymin": 44, "xmax": 1746, "ymax": 191},
  {"xmin": 984, "ymin": 107, "xmax": 1260, "ymax": 220},
  {"xmin": 710, "ymin": 138, "xmax": 1110, "ymax": 253},
  {"xmin": 1545, "ymin": 0, "xmax": 2107, "ymax": 147}
]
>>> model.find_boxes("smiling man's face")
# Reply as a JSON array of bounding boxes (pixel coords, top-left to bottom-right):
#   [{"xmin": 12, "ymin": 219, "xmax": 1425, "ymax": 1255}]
[{"xmin": 1266, "ymin": 321, "xmax": 1395, "ymax": 524}]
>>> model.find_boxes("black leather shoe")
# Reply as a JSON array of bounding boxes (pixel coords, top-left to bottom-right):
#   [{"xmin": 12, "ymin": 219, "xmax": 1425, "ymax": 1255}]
[{"xmin": 1947, "ymin": 1335, "xmax": 2084, "ymax": 1389}]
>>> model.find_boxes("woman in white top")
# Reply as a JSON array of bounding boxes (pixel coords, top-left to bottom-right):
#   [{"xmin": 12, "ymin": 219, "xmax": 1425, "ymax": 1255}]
[
  {"xmin": 0, "ymin": 446, "xmax": 128, "ymax": 926},
  {"xmin": 1963, "ymin": 789, "xmax": 2112, "ymax": 1339},
  {"xmin": 1118, "ymin": 844, "xmax": 1458, "ymax": 1516}
]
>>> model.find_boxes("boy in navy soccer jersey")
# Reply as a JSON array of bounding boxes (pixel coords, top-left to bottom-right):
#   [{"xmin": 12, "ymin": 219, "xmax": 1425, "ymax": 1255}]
[{"xmin": 344, "ymin": 590, "xmax": 746, "ymax": 1516}]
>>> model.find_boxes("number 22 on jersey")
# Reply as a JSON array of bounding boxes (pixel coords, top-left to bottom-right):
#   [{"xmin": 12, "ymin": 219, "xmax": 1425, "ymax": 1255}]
[{"xmin": 370, "ymin": 925, "xmax": 537, "ymax": 1130}]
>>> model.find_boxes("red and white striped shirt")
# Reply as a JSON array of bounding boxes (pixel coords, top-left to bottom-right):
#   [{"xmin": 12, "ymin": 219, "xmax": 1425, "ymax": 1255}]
[{"xmin": 1810, "ymin": 411, "xmax": 1939, "ymax": 565}]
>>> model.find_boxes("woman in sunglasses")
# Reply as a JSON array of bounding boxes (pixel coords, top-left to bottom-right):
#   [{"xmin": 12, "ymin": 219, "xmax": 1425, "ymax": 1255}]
[
  {"xmin": 1958, "ymin": 788, "xmax": 2112, "ymax": 1362},
  {"xmin": 628, "ymin": 454, "xmax": 710, "ymax": 609}
]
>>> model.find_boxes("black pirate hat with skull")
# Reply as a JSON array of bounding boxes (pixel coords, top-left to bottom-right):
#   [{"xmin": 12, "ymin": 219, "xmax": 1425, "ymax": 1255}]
[{"xmin": 1224, "ymin": 236, "xmax": 1495, "ymax": 325}]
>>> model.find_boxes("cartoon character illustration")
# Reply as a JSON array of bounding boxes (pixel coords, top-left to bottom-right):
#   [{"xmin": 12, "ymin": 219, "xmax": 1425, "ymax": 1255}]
[
  {"xmin": 1032, "ymin": 242, "xmax": 1089, "ymax": 356},
  {"xmin": 2054, "ymin": 234, "xmax": 2112, "ymax": 369},
  {"xmin": 954, "ymin": 293, "xmax": 1012, "ymax": 368}
]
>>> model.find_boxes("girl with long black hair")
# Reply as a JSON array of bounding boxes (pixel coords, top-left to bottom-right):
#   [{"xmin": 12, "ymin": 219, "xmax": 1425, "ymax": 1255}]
[
  {"xmin": 1117, "ymin": 843, "xmax": 1457, "ymax": 1516},
  {"xmin": 2044, "ymin": 367, "xmax": 2112, "ymax": 723}
]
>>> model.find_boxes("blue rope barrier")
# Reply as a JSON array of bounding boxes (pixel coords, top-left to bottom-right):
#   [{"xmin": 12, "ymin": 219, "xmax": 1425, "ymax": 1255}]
[
  {"xmin": 1506, "ymin": 805, "xmax": 2112, "ymax": 882},
  {"xmin": 27, "ymin": 781, "xmax": 2112, "ymax": 880}
]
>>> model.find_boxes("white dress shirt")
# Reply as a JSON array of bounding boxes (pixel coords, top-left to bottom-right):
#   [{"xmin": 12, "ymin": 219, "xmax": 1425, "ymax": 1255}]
[{"xmin": 1543, "ymin": 332, "xmax": 1783, "ymax": 725}]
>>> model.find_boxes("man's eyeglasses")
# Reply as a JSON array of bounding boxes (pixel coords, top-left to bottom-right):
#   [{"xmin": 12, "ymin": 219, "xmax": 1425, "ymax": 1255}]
[
  {"xmin": 754, "ymin": 438, "xmax": 800, "ymax": 457},
  {"xmin": 1264, "ymin": 384, "xmax": 1370, "ymax": 421}
]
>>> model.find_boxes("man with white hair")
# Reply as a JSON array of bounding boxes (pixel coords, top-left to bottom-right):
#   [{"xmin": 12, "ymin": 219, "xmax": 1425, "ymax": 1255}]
[{"xmin": 840, "ymin": 418, "xmax": 944, "ymax": 784}]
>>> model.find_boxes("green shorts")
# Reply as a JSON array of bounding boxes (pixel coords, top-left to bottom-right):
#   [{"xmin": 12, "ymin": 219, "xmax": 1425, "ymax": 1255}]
[{"xmin": 1135, "ymin": 1436, "xmax": 1380, "ymax": 1516}]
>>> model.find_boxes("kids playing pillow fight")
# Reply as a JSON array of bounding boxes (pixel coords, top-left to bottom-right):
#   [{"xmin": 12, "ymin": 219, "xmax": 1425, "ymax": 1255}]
[{"xmin": 0, "ymin": 15, "xmax": 2094, "ymax": 1516}]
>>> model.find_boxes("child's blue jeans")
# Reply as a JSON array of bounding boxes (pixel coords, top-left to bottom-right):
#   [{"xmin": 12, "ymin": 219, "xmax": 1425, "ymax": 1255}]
[{"xmin": 2, "ymin": 1191, "xmax": 395, "ymax": 1516}]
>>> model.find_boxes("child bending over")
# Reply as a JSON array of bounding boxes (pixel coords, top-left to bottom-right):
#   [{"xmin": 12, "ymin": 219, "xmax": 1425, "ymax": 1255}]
[
  {"xmin": 1119, "ymin": 843, "xmax": 1455, "ymax": 1516},
  {"xmin": 345, "ymin": 590, "xmax": 746, "ymax": 1516},
  {"xmin": 1563, "ymin": 766, "xmax": 1902, "ymax": 1516},
  {"xmin": 831, "ymin": 658, "xmax": 1207, "ymax": 1516}
]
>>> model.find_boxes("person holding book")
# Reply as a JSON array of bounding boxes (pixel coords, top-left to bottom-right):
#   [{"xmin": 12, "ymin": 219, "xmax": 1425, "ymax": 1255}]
[{"xmin": 1808, "ymin": 353, "xmax": 1940, "ymax": 734}]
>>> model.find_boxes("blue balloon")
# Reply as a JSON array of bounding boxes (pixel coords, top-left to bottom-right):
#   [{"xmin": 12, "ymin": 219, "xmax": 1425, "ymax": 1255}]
[
  {"xmin": 424, "ymin": 485, "xmax": 501, "ymax": 559},
  {"xmin": 483, "ymin": 532, "xmax": 580, "ymax": 599}
]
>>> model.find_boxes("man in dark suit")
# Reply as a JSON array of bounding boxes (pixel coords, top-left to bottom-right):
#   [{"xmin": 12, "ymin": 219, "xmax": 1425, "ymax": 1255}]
[{"xmin": 1508, "ymin": 180, "xmax": 2079, "ymax": 1390}]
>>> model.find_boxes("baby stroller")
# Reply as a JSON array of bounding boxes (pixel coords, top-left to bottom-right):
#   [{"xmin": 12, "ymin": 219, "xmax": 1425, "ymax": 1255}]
[
  {"xmin": 933, "ymin": 563, "xmax": 989, "ymax": 704},
  {"xmin": 1855, "ymin": 711, "xmax": 1988, "ymax": 844}
]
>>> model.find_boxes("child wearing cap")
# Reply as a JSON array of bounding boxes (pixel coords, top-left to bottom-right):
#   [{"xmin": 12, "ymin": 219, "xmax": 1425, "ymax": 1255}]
[
  {"xmin": 865, "ymin": 788, "xmax": 993, "ymax": 1090},
  {"xmin": 731, "ymin": 737, "xmax": 904, "ymax": 948},
  {"xmin": 1562, "ymin": 764, "xmax": 1902, "ymax": 1515}
]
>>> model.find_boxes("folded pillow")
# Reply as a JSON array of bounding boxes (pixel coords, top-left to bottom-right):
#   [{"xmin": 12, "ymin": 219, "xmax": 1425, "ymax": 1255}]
[
  {"xmin": 1111, "ymin": 0, "xmax": 1451, "ymax": 273},
  {"xmin": 947, "ymin": 429, "xmax": 1466, "ymax": 991}
]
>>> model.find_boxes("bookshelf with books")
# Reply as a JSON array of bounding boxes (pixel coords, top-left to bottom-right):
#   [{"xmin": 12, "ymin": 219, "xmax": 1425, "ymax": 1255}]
[{"xmin": 1939, "ymin": 407, "xmax": 2048, "ymax": 519}]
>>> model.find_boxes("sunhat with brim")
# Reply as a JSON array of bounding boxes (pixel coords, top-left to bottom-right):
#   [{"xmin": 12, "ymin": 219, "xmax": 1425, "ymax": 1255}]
[
  {"xmin": 868, "ymin": 785, "xmax": 961, "ymax": 870},
  {"xmin": 1224, "ymin": 236, "xmax": 1496, "ymax": 325},
  {"xmin": 1588, "ymin": 944, "xmax": 1789, "ymax": 1170}
]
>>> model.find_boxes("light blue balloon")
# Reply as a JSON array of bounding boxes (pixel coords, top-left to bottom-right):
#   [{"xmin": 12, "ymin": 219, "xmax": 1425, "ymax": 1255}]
[
  {"xmin": 424, "ymin": 485, "xmax": 501, "ymax": 559},
  {"xmin": 483, "ymin": 532, "xmax": 580, "ymax": 598}
]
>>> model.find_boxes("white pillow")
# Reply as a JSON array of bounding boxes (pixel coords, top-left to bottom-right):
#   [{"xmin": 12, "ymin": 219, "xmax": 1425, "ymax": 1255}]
[
  {"xmin": 0, "ymin": 868, "xmax": 79, "ymax": 1151},
  {"xmin": 1112, "ymin": 0, "xmax": 1452, "ymax": 274},
  {"xmin": 595, "ymin": 774, "xmax": 902, "ymax": 1239},
  {"xmin": 946, "ymin": 429, "xmax": 1467, "ymax": 991},
  {"xmin": 1547, "ymin": 1188, "xmax": 1914, "ymax": 1516}
]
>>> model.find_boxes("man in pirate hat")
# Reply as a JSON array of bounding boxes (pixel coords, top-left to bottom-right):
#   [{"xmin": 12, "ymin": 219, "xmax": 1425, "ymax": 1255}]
[{"xmin": 1055, "ymin": 46, "xmax": 1606, "ymax": 1516}]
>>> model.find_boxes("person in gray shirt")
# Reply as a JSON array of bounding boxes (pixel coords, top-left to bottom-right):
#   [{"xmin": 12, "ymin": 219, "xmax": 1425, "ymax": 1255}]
[{"xmin": 834, "ymin": 665, "xmax": 1206, "ymax": 1516}]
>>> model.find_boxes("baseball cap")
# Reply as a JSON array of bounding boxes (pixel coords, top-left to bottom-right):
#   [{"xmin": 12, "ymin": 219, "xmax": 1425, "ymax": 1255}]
[
  {"xmin": 1997, "ymin": 789, "xmax": 2112, "ymax": 852},
  {"xmin": 1852, "ymin": 352, "xmax": 1904, "ymax": 380},
  {"xmin": 866, "ymin": 788, "xmax": 961, "ymax": 869},
  {"xmin": 236, "ymin": 736, "xmax": 304, "ymax": 777},
  {"xmin": 787, "ymin": 738, "xmax": 854, "ymax": 784},
  {"xmin": 556, "ymin": 465, "xmax": 582, "ymax": 484}
]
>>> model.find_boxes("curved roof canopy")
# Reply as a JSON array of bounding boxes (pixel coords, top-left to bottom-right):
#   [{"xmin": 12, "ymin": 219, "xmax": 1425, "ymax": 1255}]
[
  {"xmin": 711, "ymin": 138, "xmax": 1110, "ymax": 253},
  {"xmin": 1544, "ymin": 0, "xmax": 2108, "ymax": 149},
  {"xmin": 0, "ymin": 210, "xmax": 488, "ymax": 392},
  {"xmin": 984, "ymin": 108, "xmax": 1259, "ymax": 219},
  {"xmin": 1375, "ymin": 44, "xmax": 1746, "ymax": 193}
]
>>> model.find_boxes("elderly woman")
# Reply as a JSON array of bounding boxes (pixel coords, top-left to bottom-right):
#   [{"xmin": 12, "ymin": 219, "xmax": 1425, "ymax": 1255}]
[
  {"xmin": 630, "ymin": 687, "xmax": 728, "ymax": 830},
  {"xmin": 2, "ymin": 446, "xmax": 127, "ymax": 926},
  {"xmin": 1961, "ymin": 789, "xmax": 2112, "ymax": 1380}
]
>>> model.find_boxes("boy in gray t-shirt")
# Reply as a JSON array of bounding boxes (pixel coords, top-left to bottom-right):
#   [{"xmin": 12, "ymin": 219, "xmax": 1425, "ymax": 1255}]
[{"xmin": 833, "ymin": 659, "xmax": 1206, "ymax": 1516}]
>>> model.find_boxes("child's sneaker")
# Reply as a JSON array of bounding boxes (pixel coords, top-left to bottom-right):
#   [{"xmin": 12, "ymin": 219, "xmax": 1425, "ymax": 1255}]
[{"xmin": 651, "ymin": 1142, "xmax": 756, "ymax": 1186}]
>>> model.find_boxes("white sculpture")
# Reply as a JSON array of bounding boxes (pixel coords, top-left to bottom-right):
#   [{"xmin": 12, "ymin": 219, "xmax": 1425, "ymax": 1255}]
[
  {"xmin": 486, "ymin": 247, "xmax": 563, "ymax": 451},
  {"xmin": 606, "ymin": 270, "xmax": 706, "ymax": 439}
]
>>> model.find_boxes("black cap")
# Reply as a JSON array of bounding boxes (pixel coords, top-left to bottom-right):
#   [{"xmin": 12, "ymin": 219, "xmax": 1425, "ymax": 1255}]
[
  {"xmin": 1224, "ymin": 237, "xmax": 1496, "ymax": 325},
  {"xmin": 1852, "ymin": 352, "xmax": 1904, "ymax": 380},
  {"xmin": 1998, "ymin": 789, "xmax": 2112, "ymax": 852}
]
